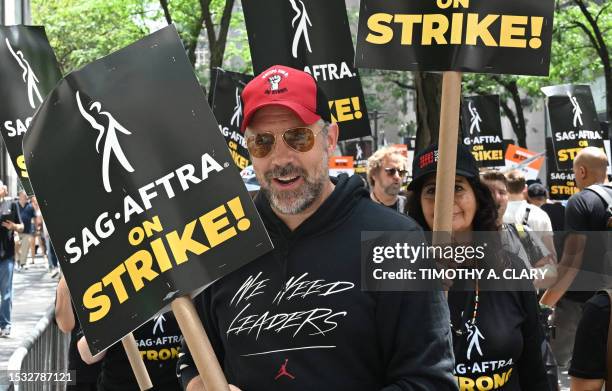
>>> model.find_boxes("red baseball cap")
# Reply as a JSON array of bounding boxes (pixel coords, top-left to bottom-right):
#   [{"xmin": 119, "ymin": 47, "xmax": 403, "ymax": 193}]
[{"xmin": 240, "ymin": 65, "xmax": 331, "ymax": 132}]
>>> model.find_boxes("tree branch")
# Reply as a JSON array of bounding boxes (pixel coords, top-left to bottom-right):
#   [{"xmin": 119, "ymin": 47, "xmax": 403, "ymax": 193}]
[
  {"xmin": 158, "ymin": 0, "xmax": 172, "ymax": 25},
  {"xmin": 201, "ymin": 0, "xmax": 217, "ymax": 48},
  {"xmin": 595, "ymin": 2, "xmax": 611, "ymax": 23},
  {"xmin": 391, "ymin": 80, "xmax": 416, "ymax": 90}
]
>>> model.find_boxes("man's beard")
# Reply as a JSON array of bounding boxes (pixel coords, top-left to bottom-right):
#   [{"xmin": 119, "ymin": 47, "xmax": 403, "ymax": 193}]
[
  {"xmin": 260, "ymin": 156, "xmax": 328, "ymax": 215},
  {"xmin": 383, "ymin": 182, "xmax": 401, "ymax": 197}
]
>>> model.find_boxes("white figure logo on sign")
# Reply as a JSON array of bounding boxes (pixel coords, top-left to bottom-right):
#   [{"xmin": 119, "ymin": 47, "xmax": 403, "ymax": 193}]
[
  {"xmin": 289, "ymin": 0, "xmax": 313, "ymax": 59},
  {"xmin": 567, "ymin": 92, "xmax": 584, "ymax": 127},
  {"xmin": 468, "ymin": 101, "xmax": 482, "ymax": 135},
  {"xmin": 76, "ymin": 91, "xmax": 135, "ymax": 193},
  {"xmin": 6, "ymin": 38, "xmax": 43, "ymax": 109}
]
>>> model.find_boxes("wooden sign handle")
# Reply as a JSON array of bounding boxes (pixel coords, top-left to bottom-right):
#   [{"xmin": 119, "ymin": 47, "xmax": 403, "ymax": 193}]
[
  {"xmin": 433, "ymin": 71, "xmax": 463, "ymax": 237},
  {"xmin": 172, "ymin": 295, "xmax": 229, "ymax": 391},
  {"xmin": 121, "ymin": 333, "xmax": 153, "ymax": 390}
]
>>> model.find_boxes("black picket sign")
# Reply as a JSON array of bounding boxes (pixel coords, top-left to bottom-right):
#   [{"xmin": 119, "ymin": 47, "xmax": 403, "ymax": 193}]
[
  {"xmin": 460, "ymin": 95, "xmax": 504, "ymax": 168},
  {"xmin": 545, "ymin": 138, "xmax": 578, "ymax": 200},
  {"xmin": 209, "ymin": 69, "xmax": 253, "ymax": 170},
  {"xmin": 543, "ymin": 84, "xmax": 605, "ymax": 172},
  {"xmin": 23, "ymin": 26, "xmax": 273, "ymax": 354},
  {"xmin": 242, "ymin": 0, "xmax": 371, "ymax": 140},
  {"xmin": 356, "ymin": 0, "xmax": 554, "ymax": 76},
  {"xmin": 0, "ymin": 26, "xmax": 62, "ymax": 195}
]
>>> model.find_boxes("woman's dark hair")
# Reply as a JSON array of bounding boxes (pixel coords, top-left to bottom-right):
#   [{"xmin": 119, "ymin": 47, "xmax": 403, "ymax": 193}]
[{"xmin": 406, "ymin": 174, "xmax": 499, "ymax": 232}]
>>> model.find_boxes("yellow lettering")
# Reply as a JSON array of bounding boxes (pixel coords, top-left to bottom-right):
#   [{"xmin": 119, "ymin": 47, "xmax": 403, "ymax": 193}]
[
  {"xmin": 102, "ymin": 264, "xmax": 129, "ymax": 304},
  {"xmin": 159, "ymin": 348, "xmax": 171, "ymax": 360},
  {"xmin": 394, "ymin": 14, "xmax": 422, "ymax": 45},
  {"xmin": 457, "ymin": 376, "xmax": 476, "ymax": 391},
  {"xmin": 475, "ymin": 376, "xmax": 494, "ymax": 390},
  {"xmin": 143, "ymin": 216, "xmax": 163, "ymax": 238},
  {"xmin": 422, "ymin": 14, "xmax": 449, "ymax": 45},
  {"xmin": 450, "ymin": 13, "xmax": 464, "ymax": 44},
  {"xmin": 124, "ymin": 250, "xmax": 159, "ymax": 292},
  {"xmin": 200, "ymin": 205, "xmax": 237, "ymax": 248},
  {"xmin": 16, "ymin": 155, "xmax": 28, "ymax": 178},
  {"xmin": 466, "ymin": 13, "xmax": 499, "ymax": 46},
  {"xmin": 83, "ymin": 282, "xmax": 111, "ymax": 323},
  {"xmin": 366, "ymin": 13, "xmax": 394, "ymax": 44},
  {"xmin": 166, "ymin": 220, "xmax": 209, "ymax": 265},
  {"xmin": 499, "ymin": 15, "xmax": 528, "ymax": 48}
]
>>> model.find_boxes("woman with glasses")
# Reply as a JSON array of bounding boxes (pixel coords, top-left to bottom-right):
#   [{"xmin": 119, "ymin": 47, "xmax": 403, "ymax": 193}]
[
  {"xmin": 406, "ymin": 144, "xmax": 550, "ymax": 390},
  {"xmin": 366, "ymin": 146, "xmax": 409, "ymax": 214}
]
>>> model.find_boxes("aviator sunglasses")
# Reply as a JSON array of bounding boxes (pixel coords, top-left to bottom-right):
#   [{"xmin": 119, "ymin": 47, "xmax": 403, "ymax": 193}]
[
  {"xmin": 246, "ymin": 126, "xmax": 325, "ymax": 158},
  {"xmin": 384, "ymin": 167, "xmax": 408, "ymax": 177}
]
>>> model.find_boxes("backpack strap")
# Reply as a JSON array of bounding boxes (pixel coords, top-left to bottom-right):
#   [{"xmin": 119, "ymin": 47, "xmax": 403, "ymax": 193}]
[
  {"xmin": 522, "ymin": 206, "xmax": 531, "ymax": 226},
  {"xmin": 604, "ymin": 289, "xmax": 612, "ymax": 391},
  {"xmin": 586, "ymin": 185, "xmax": 612, "ymax": 229},
  {"xmin": 586, "ymin": 185, "xmax": 612, "ymax": 210}
]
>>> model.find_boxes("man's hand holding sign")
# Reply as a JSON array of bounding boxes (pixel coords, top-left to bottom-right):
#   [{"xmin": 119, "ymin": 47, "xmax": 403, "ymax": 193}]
[{"xmin": 23, "ymin": 25, "xmax": 273, "ymax": 391}]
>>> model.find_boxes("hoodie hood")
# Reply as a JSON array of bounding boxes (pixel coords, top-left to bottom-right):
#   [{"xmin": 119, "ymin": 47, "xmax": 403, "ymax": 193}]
[{"xmin": 254, "ymin": 174, "xmax": 369, "ymax": 239}]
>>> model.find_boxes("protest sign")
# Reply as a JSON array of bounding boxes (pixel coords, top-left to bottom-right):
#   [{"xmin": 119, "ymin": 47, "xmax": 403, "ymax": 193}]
[
  {"xmin": 23, "ymin": 26, "xmax": 273, "ymax": 358},
  {"xmin": 242, "ymin": 0, "xmax": 370, "ymax": 140},
  {"xmin": 543, "ymin": 84, "xmax": 605, "ymax": 171},
  {"xmin": 504, "ymin": 144, "xmax": 544, "ymax": 181},
  {"xmin": 0, "ymin": 26, "xmax": 62, "ymax": 195},
  {"xmin": 209, "ymin": 68, "xmax": 253, "ymax": 170},
  {"xmin": 461, "ymin": 95, "xmax": 504, "ymax": 167},
  {"xmin": 545, "ymin": 138, "xmax": 578, "ymax": 200},
  {"xmin": 329, "ymin": 156, "xmax": 354, "ymax": 177},
  {"xmin": 354, "ymin": 0, "xmax": 554, "ymax": 235},
  {"xmin": 355, "ymin": 0, "xmax": 555, "ymax": 76},
  {"xmin": 343, "ymin": 139, "xmax": 372, "ymax": 177}
]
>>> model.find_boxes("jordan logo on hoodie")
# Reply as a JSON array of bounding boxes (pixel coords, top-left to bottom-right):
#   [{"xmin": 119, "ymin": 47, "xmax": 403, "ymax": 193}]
[{"xmin": 275, "ymin": 358, "xmax": 295, "ymax": 380}]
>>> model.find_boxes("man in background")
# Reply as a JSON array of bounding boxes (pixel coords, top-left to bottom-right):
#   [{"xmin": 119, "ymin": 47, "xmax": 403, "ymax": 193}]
[
  {"xmin": 367, "ymin": 146, "xmax": 408, "ymax": 214},
  {"xmin": 15, "ymin": 191, "xmax": 35, "ymax": 271}
]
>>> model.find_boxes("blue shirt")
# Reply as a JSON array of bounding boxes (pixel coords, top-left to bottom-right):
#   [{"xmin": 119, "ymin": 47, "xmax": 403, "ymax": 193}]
[{"xmin": 18, "ymin": 202, "xmax": 35, "ymax": 234}]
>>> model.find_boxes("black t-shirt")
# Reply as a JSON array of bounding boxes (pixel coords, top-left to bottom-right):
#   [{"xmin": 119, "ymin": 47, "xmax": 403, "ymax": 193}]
[
  {"xmin": 448, "ymin": 289, "xmax": 549, "ymax": 390},
  {"xmin": 98, "ymin": 312, "xmax": 182, "ymax": 391},
  {"xmin": 564, "ymin": 189, "xmax": 611, "ymax": 302},
  {"xmin": 540, "ymin": 203, "xmax": 565, "ymax": 232},
  {"xmin": 0, "ymin": 199, "xmax": 20, "ymax": 260},
  {"xmin": 540, "ymin": 202, "xmax": 566, "ymax": 258},
  {"xmin": 569, "ymin": 291, "xmax": 610, "ymax": 380},
  {"xmin": 69, "ymin": 307, "xmax": 102, "ymax": 386}
]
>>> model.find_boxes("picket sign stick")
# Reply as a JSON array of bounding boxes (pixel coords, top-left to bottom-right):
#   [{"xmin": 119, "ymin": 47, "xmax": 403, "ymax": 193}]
[
  {"xmin": 432, "ymin": 71, "xmax": 463, "ymax": 241},
  {"xmin": 121, "ymin": 333, "xmax": 153, "ymax": 390},
  {"xmin": 172, "ymin": 296, "xmax": 230, "ymax": 391}
]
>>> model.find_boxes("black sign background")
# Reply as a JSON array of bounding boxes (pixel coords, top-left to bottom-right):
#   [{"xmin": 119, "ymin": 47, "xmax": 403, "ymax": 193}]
[
  {"xmin": 546, "ymin": 138, "xmax": 578, "ymax": 200},
  {"xmin": 460, "ymin": 95, "xmax": 504, "ymax": 167},
  {"xmin": 242, "ymin": 0, "xmax": 371, "ymax": 140},
  {"xmin": 23, "ymin": 26, "xmax": 273, "ymax": 354},
  {"xmin": 355, "ymin": 0, "xmax": 554, "ymax": 76},
  {"xmin": 209, "ymin": 68, "xmax": 253, "ymax": 170},
  {"xmin": 343, "ymin": 139, "xmax": 373, "ymax": 176},
  {"xmin": 0, "ymin": 26, "xmax": 62, "ymax": 195},
  {"xmin": 543, "ymin": 84, "xmax": 604, "ymax": 171}
]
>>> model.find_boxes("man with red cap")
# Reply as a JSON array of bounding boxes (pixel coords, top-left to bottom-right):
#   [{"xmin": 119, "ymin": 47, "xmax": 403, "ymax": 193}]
[{"xmin": 177, "ymin": 65, "xmax": 456, "ymax": 390}]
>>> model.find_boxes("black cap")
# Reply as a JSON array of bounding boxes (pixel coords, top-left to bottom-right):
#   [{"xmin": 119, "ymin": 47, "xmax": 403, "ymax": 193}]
[
  {"xmin": 527, "ymin": 183, "xmax": 547, "ymax": 198},
  {"xmin": 408, "ymin": 143, "xmax": 479, "ymax": 191}
]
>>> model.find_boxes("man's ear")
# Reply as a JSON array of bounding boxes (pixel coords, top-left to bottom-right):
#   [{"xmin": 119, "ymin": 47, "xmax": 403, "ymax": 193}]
[{"xmin": 326, "ymin": 122, "xmax": 339, "ymax": 155}]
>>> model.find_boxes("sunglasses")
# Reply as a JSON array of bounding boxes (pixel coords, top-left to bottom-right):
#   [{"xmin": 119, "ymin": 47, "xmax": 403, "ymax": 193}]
[
  {"xmin": 246, "ymin": 126, "xmax": 324, "ymax": 158},
  {"xmin": 384, "ymin": 167, "xmax": 408, "ymax": 177}
]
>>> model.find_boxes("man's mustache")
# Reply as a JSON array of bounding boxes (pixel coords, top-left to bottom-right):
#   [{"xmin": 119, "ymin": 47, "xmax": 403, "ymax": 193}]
[{"xmin": 264, "ymin": 164, "xmax": 307, "ymax": 181}]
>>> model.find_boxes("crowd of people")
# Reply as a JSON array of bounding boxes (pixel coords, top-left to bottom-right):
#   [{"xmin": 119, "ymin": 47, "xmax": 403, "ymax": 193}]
[{"xmin": 2, "ymin": 64, "xmax": 605, "ymax": 390}]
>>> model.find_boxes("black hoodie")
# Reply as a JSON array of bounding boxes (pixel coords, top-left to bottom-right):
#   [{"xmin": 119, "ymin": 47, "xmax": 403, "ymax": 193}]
[{"xmin": 178, "ymin": 175, "xmax": 457, "ymax": 390}]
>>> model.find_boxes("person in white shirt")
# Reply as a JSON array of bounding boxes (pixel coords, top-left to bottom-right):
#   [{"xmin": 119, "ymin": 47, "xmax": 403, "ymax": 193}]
[{"xmin": 503, "ymin": 170, "xmax": 555, "ymax": 255}]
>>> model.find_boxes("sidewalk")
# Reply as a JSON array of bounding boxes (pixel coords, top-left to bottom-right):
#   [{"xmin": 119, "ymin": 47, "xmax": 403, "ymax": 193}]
[{"xmin": 0, "ymin": 256, "xmax": 58, "ymax": 390}]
